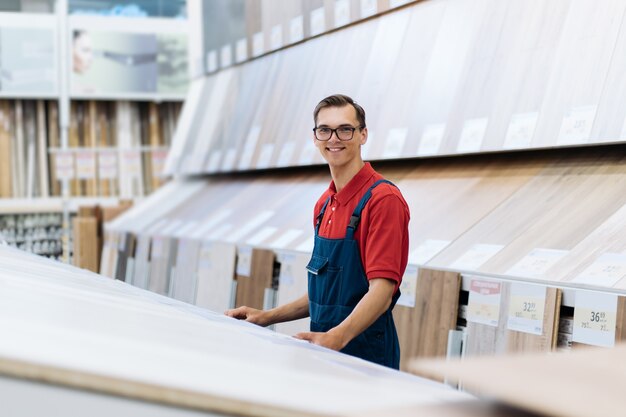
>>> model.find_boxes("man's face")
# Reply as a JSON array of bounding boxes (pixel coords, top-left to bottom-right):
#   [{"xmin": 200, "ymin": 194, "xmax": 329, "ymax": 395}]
[{"xmin": 313, "ymin": 105, "xmax": 367, "ymax": 169}]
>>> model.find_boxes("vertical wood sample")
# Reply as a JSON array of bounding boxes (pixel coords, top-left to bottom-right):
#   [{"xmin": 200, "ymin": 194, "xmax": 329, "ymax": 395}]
[
  {"xmin": 195, "ymin": 241, "xmax": 237, "ymax": 313},
  {"xmin": 0, "ymin": 101, "xmax": 13, "ymax": 197},
  {"xmin": 235, "ymin": 248, "xmax": 275, "ymax": 309}
]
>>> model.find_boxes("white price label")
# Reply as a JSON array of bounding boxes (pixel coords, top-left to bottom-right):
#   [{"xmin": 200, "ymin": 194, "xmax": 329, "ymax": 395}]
[
  {"xmin": 457, "ymin": 118, "xmax": 488, "ymax": 153},
  {"xmin": 122, "ymin": 150, "xmax": 142, "ymax": 177},
  {"xmin": 557, "ymin": 105, "xmax": 596, "ymax": 145},
  {"xmin": 507, "ymin": 282, "xmax": 547, "ymax": 335},
  {"xmin": 75, "ymin": 151, "xmax": 96, "ymax": 179},
  {"xmin": 206, "ymin": 50, "xmax": 218, "ymax": 73},
  {"xmin": 310, "ymin": 7, "xmax": 326, "ymax": 36},
  {"xmin": 289, "ymin": 15, "xmax": 304, "ymax": 43},
  {"xmin": 505, "ymin": 248, "xmax": 568, "ymax": 278},
  {"xmin": 418, "ymin": 124, "xmax": 445, "ymax": 155},
  {"xmin": 467, "ymin": 278, "xmax": 502, "ymax": 327},
  {"xmin": 334, "ymin": 0, "xmax": 350, "ymax": 28},
  {"xmin": 503, "ymin": 112, "xmax": 538, "ymax": 149},
  {"xmin": 98, "ymin": 150, "xmax": 117, "ymax": 179},
  {"xmin": 451, "ymin": 243, "xmax": 504, "ymax": 270},
  {"xmin": 573, "ymin": 290, "xmax": 617, "ymax": 347},
  {"xmin": 360, "ymin": 0, "xmax": 377, "ymax": 18},
  {"xmin": 235, "ymin": 38, "xmax": 247, "ymax": 63},
  {"xmin": 54, "ymin": 151, "xmax": 74, "ymax": 180},
  {"xmin": 383, "ymin": 127, "xmax": 407, "ymax": 158},
  {"xmin": 408, "ymin": 239, "xmax": 450, "ymax": 265},
  {"xmin": 277, "ymin": 142, "xmax": 296, "ymax": 167},
  {"xmin": 256, "ymin": 143, "xmax": 275, "ymax": 169},
  {"xmin": 270, "ymin": 25, "xmax": 283, "ymax": 50},
  {"xmin": 252, "ymin": 32, "xmax": 264, "ymax": 57},
  {"xmin": 396, "ymin": 265, "xmax": 418, "ymax": 308},
  {"xmin": 151, "ymin": 150, "xmax": 168, "ymax": 178},
  {"xmin": 236, "ymin": 246, "xmax": 253, "ymax": 277},
  {"xmin": 220, "ymin": 45, "xmax": 232, "ymax": 68},
  {"xmin": 572, "ymin": 253, "xmax": 626, "ymax": 287}
]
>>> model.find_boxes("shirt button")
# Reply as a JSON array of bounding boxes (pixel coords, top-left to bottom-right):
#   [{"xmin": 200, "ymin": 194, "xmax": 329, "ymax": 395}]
[
  {"xmin": 328, "ymin": 220, "xmax": 331, "ymax": 224},
  {"xmin": 332, "ymin": 207, "xmax": 336, "ymax": 211}
]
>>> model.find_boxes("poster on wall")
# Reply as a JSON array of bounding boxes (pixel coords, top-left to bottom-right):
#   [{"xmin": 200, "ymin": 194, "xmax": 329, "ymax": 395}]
[
  {"xmin": 0, "ymin": 28, "xmax": 57, "ymax": 94},
  {"xmin": 71, "ymin": 30, "xmax": 188, "ymax": 96}
]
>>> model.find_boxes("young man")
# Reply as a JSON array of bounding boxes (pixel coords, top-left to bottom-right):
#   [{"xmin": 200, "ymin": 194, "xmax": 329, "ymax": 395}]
[{"xmin": 226, "ymin": 94, "xmax": 410, "ymax": 369}]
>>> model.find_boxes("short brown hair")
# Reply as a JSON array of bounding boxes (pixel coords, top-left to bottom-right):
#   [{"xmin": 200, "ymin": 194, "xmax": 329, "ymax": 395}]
[{"xmin": 313, "ymin": 94, "xmax": 366, "ymax": 128}]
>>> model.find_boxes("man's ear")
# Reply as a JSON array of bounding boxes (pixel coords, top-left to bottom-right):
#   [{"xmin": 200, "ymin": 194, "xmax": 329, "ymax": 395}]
[{"xmin": 360, "ymin": 127, "xmax": 368, "ymax": 145}]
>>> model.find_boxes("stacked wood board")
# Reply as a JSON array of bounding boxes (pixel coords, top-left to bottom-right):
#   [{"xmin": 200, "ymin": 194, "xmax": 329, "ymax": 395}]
[
  {"xmin": 169, "ymin": 0, "xmax": 626, "ymax": 176},
  {"xmin": 0, "ymin": 244, "xmax": 473, "ymax": 416}
]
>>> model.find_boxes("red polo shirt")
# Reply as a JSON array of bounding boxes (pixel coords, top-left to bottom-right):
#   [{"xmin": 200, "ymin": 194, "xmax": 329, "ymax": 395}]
[{"xmin": 313, "ymin": 163, "xmax": 410, "ymax": 292}]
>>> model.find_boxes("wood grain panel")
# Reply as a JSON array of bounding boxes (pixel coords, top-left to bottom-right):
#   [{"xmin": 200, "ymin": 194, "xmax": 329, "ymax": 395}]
[{"xmin": 235, "ymin": 248, "xmax": 275, "ymax": 309}]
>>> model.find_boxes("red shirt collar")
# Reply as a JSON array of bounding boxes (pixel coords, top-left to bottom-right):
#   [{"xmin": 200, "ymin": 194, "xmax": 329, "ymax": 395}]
[{"xmin": 328, "ymin": 163, "xmax": 377, "ymax": 206}]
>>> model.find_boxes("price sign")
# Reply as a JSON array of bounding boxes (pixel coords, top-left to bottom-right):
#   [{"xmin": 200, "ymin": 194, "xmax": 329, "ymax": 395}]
[
  {"xmin": 418, "ymin": 124, "xmax": 445, "ymax": 156},
  {"xmin": 505, "ymin": 248, "xmax": 568, "ymax": 278},
  {"xmin": 270, "ymin": 25, "xmax": 283, "ymax": 50},
  {"xmin": 334, "ymin": 0, "xmax": 350, "ymax": 28},
  {"xmin": 256, "ymin": 143, "xmax": 274, "ymax": 169},
  {"xmin": 557, "ymin": 105, "xmax": 596, "ymax": 145},
  {"xmin": 98, "ymin": 150, "xmax": 118, "ymax": 179},
  {"xmin": 396, "ymin": 265, "xmax": 418, "ymax": 308},
  {"xmin": 457, "ymin": 118, "xmax": 488, "ymax": 153},
  {"xmin": 503, "ymin": 112, "xmax": 538, "ymax": 149},
  {"xmin": 151, "ymin": 150, "xmax": 168, "ymax": 178},
  {"xmin": 310, "ymin": 7, "xmax": 326, "ymax": 36},
  {"xmin": 383, "ymin": 127, "xmax": 407, "ymax": 158},
  {"xmin": 467, "ymin": 278, "xmax": 502, "ymax": 327},
  {"xmin": 122, "ymin": 150, "xmax": 141, "ymax": 177},
  {"xmin": 277, "ymin": 142, "xmax": 295, "ymax": 167},
  {"xmin": 507, "ymin": 282, "xmax": 546, "ymax": 335},
  {"xmin": 360, "ymin": 0, "xmax": 377, "ymax": 18},
  {"xmin": 252, "ymin": 32, "xmax": 264, "ymax": 57},
  {"xmin": 289, "ymin": 16, "xmax": 304, "ymax": 43},
  {"xmin": 571, "ymin": 253, "xmax": 626, "ymax": 287},
  {"xmin": 54, "ymin": 151, "xmax": 74, "ymax": 180},
  {"xmin": 235, "ymin": 38, "xmax": 247, "ymax": 63},
  {"xmin": 236, "ymin": 246, "xmax": 253, "ymax": 277},
  {"xmin": 408, "ymin": 239, "xmax": 450, "ymax": 265},
  {"xmin": 220, "ymin": 44, "xmax": 232, "ymax": 68},
  {"xmin": 75, "ymin": 151, "xmax": 96, "ymax": 179},
  {"xmin": 450, "ymin": 243, "xmax": 504, "ymax": 270},
  {"xmin": 573, "ymin": 290, "xmax": 617, "ymax": 347}
]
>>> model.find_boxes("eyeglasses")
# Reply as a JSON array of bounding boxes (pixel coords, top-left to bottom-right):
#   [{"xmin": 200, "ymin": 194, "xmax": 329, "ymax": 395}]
[{"xmin": 313, "ymin": 125, "xmax": 364, "ymax": 141}]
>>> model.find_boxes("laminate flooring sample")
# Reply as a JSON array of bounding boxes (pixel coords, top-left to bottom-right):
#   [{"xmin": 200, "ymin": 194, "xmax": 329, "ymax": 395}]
[
  {"xmin": 195, "ymin": 241, "xmax": 237, "ymax": 313},
  {"xmin": 235, "ymin": 248, "xmax": 275, "ymax": 310},
  {"xmin": 275, "ymin": 251, "xmax": 311, "ymax": 335}
]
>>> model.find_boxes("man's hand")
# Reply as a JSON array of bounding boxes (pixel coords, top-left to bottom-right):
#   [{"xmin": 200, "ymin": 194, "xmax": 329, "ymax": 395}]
[
  {"xmin": 225, "ymin": 306, "xmax": 271, "ymax": 327},
  {"xmin": 294, "ymin": 329, "xmax": 347, "ymax": 351}
]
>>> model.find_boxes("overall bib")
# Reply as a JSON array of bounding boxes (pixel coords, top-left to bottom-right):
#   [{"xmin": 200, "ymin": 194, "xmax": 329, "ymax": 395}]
[{"xmin": 306, "ymin": 179, "xmax": 401, "ymax": 369}]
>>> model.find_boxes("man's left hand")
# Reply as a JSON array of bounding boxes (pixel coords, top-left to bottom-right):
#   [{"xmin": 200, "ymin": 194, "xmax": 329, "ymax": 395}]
[{"xmin": 294, "ymin": 330, "xmax": 346, "ymax": 351}]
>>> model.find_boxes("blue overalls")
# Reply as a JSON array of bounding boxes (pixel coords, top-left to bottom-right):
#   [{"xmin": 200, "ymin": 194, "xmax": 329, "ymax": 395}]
[{"xmin": 306, "ymin": 179, "xmax": 401, "ymax": 369}]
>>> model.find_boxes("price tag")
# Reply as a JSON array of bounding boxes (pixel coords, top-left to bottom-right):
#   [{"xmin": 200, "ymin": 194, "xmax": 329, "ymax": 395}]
[
  {"xmin": 221, "ymin": 148, "xmax": 237, "ymax": 171},
  {"xmin": 206, "ymin": 50, "xmax": 218, "ymax": 73},
  {"xmin": 252, "ymin": 32, "xmax": 264, "ymax": 57},
  {"xmin": 503, "ymin": 112, "xmax": 538, "ymax": 149},
  {"xmin": 396, "ymin": 265, "xmax": 418, "ymax": 308},
  {"xmin": 505, "ymin": 248, "xmax": 568, "ymax": 278},
  {"xmin": 151, "ymin": 150, "xmax": 168, "ymax": 178},
  {"xmin": 310, "ymin": 7, "xmax": 326, "ymax": 36},
  {"xmin": 270, "ymin": 229, "xmax": 304, "ymax": 249},
  {"xmin": 571, "ymin": 253, "xmax": 626, "ymax": 287},
  {"xmin": 206, "ymin": 150, "xmax": 222, "ymax": 173},
  {"xmin": 296, "ymin": 235, "xmax": 315, "ymax": 252},
  {"xmin": 277, "ymin": 142, "xmax": 296, "ymax": 167},
  {"xmin": 334, "ymin": 0, "xmax": 350, "ymax": 28},
  {"xmin": 197, "ymin": 242, "xmax": 213, "ymax": 270},
  {"xmin": 573, "ymin": 290, "xmax": 617, "ymax": 347},
  {"xmin": 279, "ymin": 253, "xmax": 297, "ymax": 286},
  {"xmin": 239, "ymin": 125, "xmax": 261, "ymax": 169},
  {"xmin": 557, "ymin": 105, "xmax": 597, "ymax": 145},
  {"xmin": 270, "ymin": 25, "xmax": 283, "ymax": 50},
  {"xmin": 256, "ymin": 143, "xmax": 274, "ymax": 169},
  {"xmin": 98, "ymin": 150, "xmax": 118, "ymax": 179},
  {"xmin": 408, "ymin": 239, "xmax": 450, "ymax": 265},
  {"xmin": 298, "ymin": 146, "xmax": 316, "ymax": 165},
  {"xmin": 246, "ymin": 226, "xmax": 278, "ymax": 246},
  {"xmin": 360, "ymin": 0, "xmax": 377, "ymax": 18},
  {"xmin": 450, "ymin": 243, "xmax": 504, "ymax": 270},
  {"xmin": 417, "ymin": 124, "xmax": 445, "ymax": 156},
  {"xmin": 457, "ymin": 118, "xmax": 488, "ymax": 153},
  {"xmin": 75, "ymin": 151, "xmax": 96, "ymax": 179},
  {"xmin": 220, "ymin": 45, "xmax": 232, "ymax": 68},
  {"xmin": 467, "ymin": 278, "xmax": 502, "ymax": 327},
  {"xmin": 122, "ymin": 150, "xmax": 142, "ymax": 177},
  {"xmin": 383, "ymin": 127, "xmax": 407, "ymax": 158},
  {"xmin": 390, "ymin": 0, "xmax": 411, "ymax": 7},
  {"xmin": 54, "ymin": 151, "xmax": 74, "ymax": 180},
  {"xmin": 235, "ymin": 38, "xmax": 247, "ymax": 63},
  {"xmin": 236, "ymin": 246, "xmax": 253, "ymax": 277},
  {"xmin": 289, "ymin": 16, "xmax": 304, "ymax": 43},
  {"xmin": 507, "ymin": 282, "xmax": 546, "ymax": 335}
]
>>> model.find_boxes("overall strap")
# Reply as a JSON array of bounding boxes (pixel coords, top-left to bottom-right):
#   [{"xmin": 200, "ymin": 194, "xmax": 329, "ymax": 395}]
[
  {"xmin": 345, "ymin": 179, "xmax": 396, "ymax": 240},
  {"xmin": 314, "ymin": 197, "xmax": 331, "ymax": 235}
]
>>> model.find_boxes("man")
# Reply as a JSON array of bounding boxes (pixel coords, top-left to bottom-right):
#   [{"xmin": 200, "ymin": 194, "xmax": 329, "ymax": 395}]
[{"xmin": 226, "ymin": 94, "xmax": 410, "ymax": 369}]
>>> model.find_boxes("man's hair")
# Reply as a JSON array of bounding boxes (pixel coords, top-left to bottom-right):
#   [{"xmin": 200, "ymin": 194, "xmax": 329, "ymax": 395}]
[{"xmin": 313, "ymin": 94, "xmax": 366, "ymax": 128}]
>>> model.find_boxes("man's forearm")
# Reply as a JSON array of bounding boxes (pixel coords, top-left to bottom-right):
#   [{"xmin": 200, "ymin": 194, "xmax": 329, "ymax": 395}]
[{"xmin": 266, "ymin": 294, "xmax": 310, "ymax": 325}]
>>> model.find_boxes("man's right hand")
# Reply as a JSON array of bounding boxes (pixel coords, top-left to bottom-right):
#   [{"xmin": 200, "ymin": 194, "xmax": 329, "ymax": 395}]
[{"xmin": 224, "ymin": 306, "xmax": 272, "ymax": 327}]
